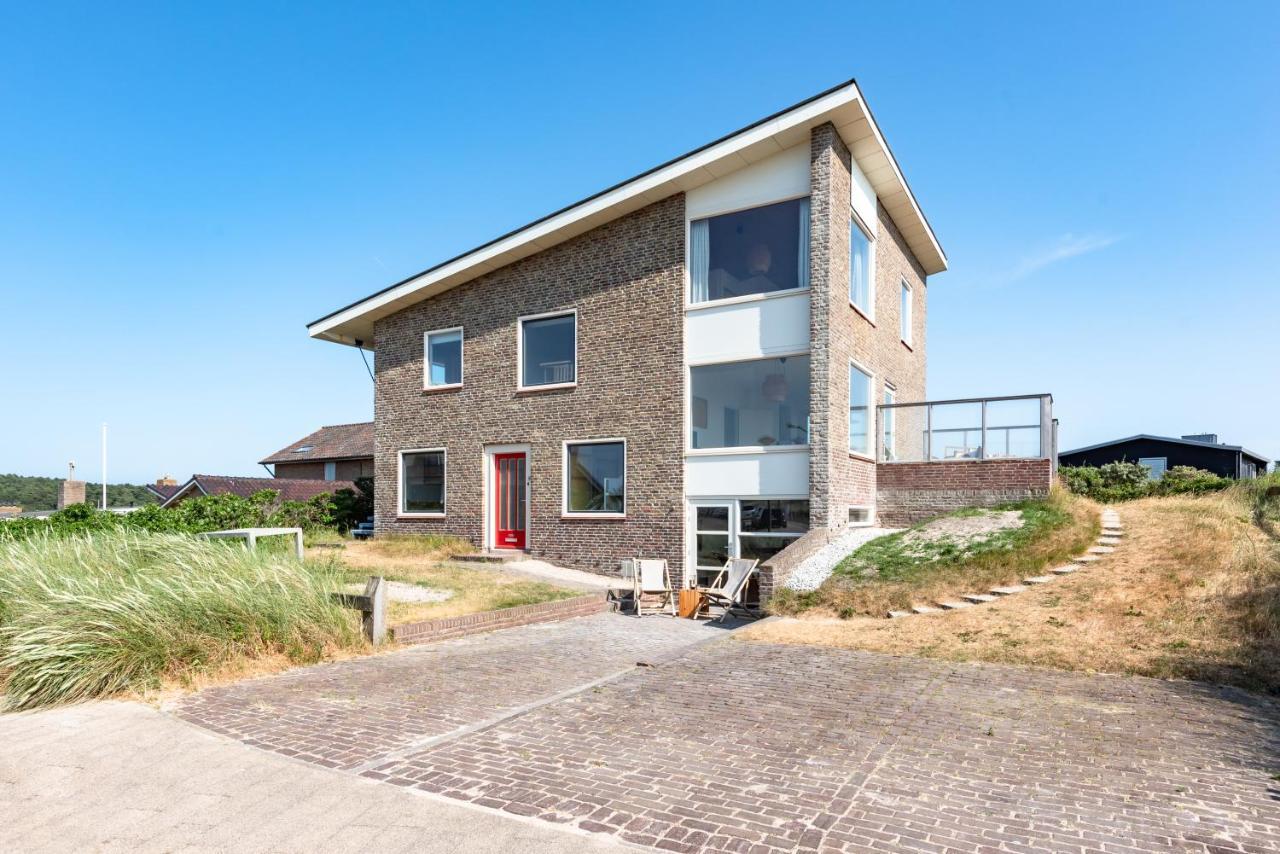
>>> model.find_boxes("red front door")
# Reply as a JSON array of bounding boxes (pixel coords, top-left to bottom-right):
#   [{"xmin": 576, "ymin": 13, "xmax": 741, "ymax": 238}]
[{"xmin": 494, "ymin": 452, "xmax": 527, "ymax": 549}]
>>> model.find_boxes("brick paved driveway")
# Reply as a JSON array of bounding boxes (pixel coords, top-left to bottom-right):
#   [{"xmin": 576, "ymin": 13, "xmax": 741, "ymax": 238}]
[{"xmin": 177, "ymin": 615, "xmax": 1280, "ymax": 852}]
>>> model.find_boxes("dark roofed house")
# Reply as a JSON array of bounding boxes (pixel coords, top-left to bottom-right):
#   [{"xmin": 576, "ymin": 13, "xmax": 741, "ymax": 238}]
[
  {"xmin": 160, "ymin": 474, "xmax": 356, "ymax": 509},
  {"xmin": 144, "ymin": 476, "xmax": 183, "ymax": 504},
  {"xmin": 1058, "ymin": 433, "xmax": 1270, "ymax": 481},
  {"xmin": 259, "ymin": 422, "xmax": 374, "ymax": 482}
]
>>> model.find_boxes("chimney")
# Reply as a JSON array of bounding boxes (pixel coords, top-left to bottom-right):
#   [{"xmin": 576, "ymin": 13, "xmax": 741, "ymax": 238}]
[
  {"xmin": 156, "ymin": 474, "xmax": 177, "ymax": 488},
  {"xmin": 58, "ymin": 461, "xmax": 86, "ymax": 510},
  {"xmin": 1181, "ymin": 433, "xmax": 1219, "ymax": 445}
]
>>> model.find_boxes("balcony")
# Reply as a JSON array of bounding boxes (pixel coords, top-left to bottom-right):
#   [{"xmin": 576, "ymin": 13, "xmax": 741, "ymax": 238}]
[{"xmin": 878, "ymin": 394, "xmax": 1056, "ymax": 464}]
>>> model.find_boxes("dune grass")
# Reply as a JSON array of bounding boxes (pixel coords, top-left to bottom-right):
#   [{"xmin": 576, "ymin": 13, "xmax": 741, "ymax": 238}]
[{"xmin": 0, "ymin": 531, "xmax": 358, "ymax": 710}]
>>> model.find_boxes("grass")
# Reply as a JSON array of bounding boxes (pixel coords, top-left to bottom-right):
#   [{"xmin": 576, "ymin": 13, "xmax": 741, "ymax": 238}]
[
  {"xmin": 334, "ymin": 537, "xmax": 579, "ymax": 624},
  {"xmin": 0, "ymin": 531, "xmax": 358, "ymax": 710},
  {"xmin": 771, "ymin": 488, "xmax": 1099, "ymax": 617},
  {"xmin": 745, "ymin": 474, "xmax": 1280, "ymax": 695}
]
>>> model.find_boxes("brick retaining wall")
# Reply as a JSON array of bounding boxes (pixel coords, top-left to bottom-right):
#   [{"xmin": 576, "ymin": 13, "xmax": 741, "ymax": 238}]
[
  {"xmin": 876, "ymin": 458, "xmax": 1053, "ymax": 526},
  {"xmin": 390, "ymin": 593, "xmax": 609, "ymax": 645}
]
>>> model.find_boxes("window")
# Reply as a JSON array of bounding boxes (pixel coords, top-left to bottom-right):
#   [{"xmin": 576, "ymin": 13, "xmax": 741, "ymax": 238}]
[
  {"xmin": 1139, "ymin": 457, "xmax": 1167, "ymax": 481},
  {"xmin": 323, "ymin": 462, "xmax": 336, "ymax": 481},
  {"xmin": 900, "ymin": 280, "xmax": 913, "ymax": 345},
  {"xmin": 849, "ymin": 362, "xmax": 872, "ymax": 456},
  {"xmin": 849, "ymin": 216, "xmax": 874, "ymax": 315},
  {"xmin": 399, "ymin": 449, "xmax": 445, "ymax": 515},
  {"xmin": 882, "ymin": 387, "xmax": 896, "ymax": 461},
  {"xmin": 689, "ymin": 198, "xmax": 810, "ymax": 304},
  {"xmin": 691, "ymin": 500, "xmax": 809, "ymax": 586},
  {"xmin": 519, "ymin": 311, "xmax": 576, "ymax": 389},
  {"xmin": 848, "ymin": 506, "xmax": 872, "ymax": 526},
  {"xmin": 424, "ymin": 328, "xmax": 463, "ymax": 388},
  {"xmin": 689, "ymin": 356, "xmax": 810, "ymax": 449},
  {"xmin": 564, "ymin": 440, "xmax": 625, "ymax": 515}
]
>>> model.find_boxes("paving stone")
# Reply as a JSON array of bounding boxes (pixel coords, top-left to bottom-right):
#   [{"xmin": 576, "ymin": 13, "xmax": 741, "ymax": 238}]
[
  {"xmin": 936, "ymin": 600, "xmax": 973, "ymax": 609},
  {"xmin": 990, "ymin": 585, "xmax": 1028, "ymax": 595},
  {"xmin": 887, "ymin": 610, "xmax": 910, "ymax": 619},
  {"xmin": 961, "ymin": 593, "xmax": 997, "ymax": 604},
  {"xmin": 1098, "ymin": 537, "xmax": 1122, "ymax": 546},
  {"xmin": 1050, "ymin": 565, "xmax": 1077, "ymax": 575},
  {"xmin": 910, "ymin": 604, "xmax": 942, "ymax": 614},
  {"xmin": 1088, "ymin": 545, "xmax": 1116, "ymax": 554},
  {"xmin": 1073, "ymin": 555, "xmax": 1101, "ymax": 564},
  {"xmin": 1024, "ymin": 576, "xmax": 1054, "ymax": 584}
]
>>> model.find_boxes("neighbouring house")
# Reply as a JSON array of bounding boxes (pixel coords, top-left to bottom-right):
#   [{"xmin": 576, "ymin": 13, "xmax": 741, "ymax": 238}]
[
  {"xmin": 1059, "ymin": 433, "xmax": 1269, "ymax": 480},
  {"xmin": 305, "ymin": 79, "xmax": 1057, "ymax": 595},
  {"xmin": 0, "ymin": 505, "xmax": 21, "ymax": 519},
  {"xmin": 159, "ymin": 474, "xmax": 356, "ymax": 509},
  {"xmin": 145, "ymin": 475, "xmax": 183, "ymax": 504},
  {"xmin": 258, "ymin": 422, "xmax": 374, "ymax": 481}
]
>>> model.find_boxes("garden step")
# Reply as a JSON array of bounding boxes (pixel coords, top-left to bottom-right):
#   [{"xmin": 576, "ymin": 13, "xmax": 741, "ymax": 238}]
[
  {"xmin": 911, "ymin": 604, "xmax": 942, "ymax": 614},
  {"xmin": 455, "ymin": 551, "xmax": 529, "ymax": 564},
  {"xmin": 1097, "ymin": 537, "xmax": 1122, "ymax": 546},
  {"xmin": 1050, "ymin": 565, "xmax": 1077, "ymax": 575},
  {"xmin": 1072, "ymin": 555, "xmax": 1101, "ymax": 564},
  {"xmin": 1024, "ymin": 576, "xmax": 1055, "ymax": 585},
  {"xmin": 1088, "ymin": 546, "xmax": 1116, "ymax": 554},
  {"xmin": 887, "ymin": 610, "xmax": 911, "ymax": 619},
  {"xmin": 990, "ymin": 585, "xmax": 1028, "ymax": 596},
  {"xmin": 961, "ymin": 593, "xmax": 997, "ymax": 604},
  {"xmin": 936, "ymin": 600, "xmax": 973, "ymax": 610}
]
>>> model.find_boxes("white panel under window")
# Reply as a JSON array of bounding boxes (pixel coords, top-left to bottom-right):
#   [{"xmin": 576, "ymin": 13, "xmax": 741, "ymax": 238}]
[
  {"xmin": 686, "ymin": 144, "xmax": 810, "ymax": 220},
  {"xmin": 684, "ymin": 451, "xmax": 809, "ymax": 497},
  {"xmin": 685, "ymin": 291, "xmax": 809, "ymax": 364}
]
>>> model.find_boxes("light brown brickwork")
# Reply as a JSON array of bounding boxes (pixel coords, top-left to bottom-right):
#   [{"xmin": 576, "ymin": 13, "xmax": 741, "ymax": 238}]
[
  {"xmin": 372, "ymin": 195, "xmax": 686, "ymax": 577},
  {"xmin": 876, "ymin": 458, "xmax": 1054, "ymax": 526}
]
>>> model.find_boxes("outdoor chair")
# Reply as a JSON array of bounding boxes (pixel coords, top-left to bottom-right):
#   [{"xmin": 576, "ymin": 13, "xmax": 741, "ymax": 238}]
[
  {"xmin": 701, "ymin": 557, "xmax": 760, "ymax": 623},
  {"xmin": 632, "ymin": 558, "xmax": 676, "ymax": 617}
]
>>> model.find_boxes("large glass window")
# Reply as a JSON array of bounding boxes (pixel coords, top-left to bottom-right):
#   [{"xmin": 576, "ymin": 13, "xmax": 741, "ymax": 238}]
[
  {"xmin": 1139, "ymin": 457, "xmax": 1167, "ymax": 481},
  {"xmin": 425, "ymin": 328, "xmax": 462, "ymax": 388},
  {"xmin": 900, "ymin": 281, "xmax": 913, "ymax": 344},
  {"xmin": 400, "ymin": 449, "xmax": 445, "ymax": 515},
  {"xmin": 691, "ymin": 500, "xmax": 809, "ymax": 587},
  {"xmin": 520, "ymin": 312, "xmax": 576, "ymax": 388},
  {"xmin": 565, "ymin": 441, "xmax": 625, "ymax": 514},
  {"xmin": 690, "ymin": 198, "xmax": 810, "ymax": 304},
  {"xmin": 850, "ymin": 217, "xmax": 873, "ymax": 314},
  {"xmin": 849, "ymin": 363, "xmax": 872, "ymax": 456},
  {"xmin": 882, "ymin": 387, "xmax": 896, "ymax": 461},
  {"xmin": 690, "ymin": 356, "xmax": 810, "ymax": 449}
]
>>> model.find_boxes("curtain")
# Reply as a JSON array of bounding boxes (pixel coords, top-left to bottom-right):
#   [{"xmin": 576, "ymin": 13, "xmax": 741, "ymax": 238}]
[
  {"xmin": 689, "ymin": 218, "xmax": 709, "ymax": 302},
  {"xmin": 797, "ymin": 197, "xmax": 811, "ymax": 289}
]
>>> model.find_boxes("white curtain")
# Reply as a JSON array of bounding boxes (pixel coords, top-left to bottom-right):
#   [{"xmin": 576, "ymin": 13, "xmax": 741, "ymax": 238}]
[
  {"xmin": 797, "ymin": 197, "xmax": 811, "ymax": 289},
  {"xmin": 689, "ymin": 218, "xmax": 710, "ymax": 303}
]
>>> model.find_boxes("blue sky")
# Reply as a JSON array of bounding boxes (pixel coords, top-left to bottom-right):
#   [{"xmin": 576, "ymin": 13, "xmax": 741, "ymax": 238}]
[{"xmin": 2, "ymin": 1, "xmax": 1277, "ymax": 485}]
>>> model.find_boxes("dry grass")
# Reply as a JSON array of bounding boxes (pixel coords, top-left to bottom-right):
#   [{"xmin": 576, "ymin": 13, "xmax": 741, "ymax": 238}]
[
  {"xmin": 335, "ymin": 540, "xmax": 577, "ymax": 624},
  {"xmin": 743, "ymin": 488, "xmax": 1280, "ymax": 695}
]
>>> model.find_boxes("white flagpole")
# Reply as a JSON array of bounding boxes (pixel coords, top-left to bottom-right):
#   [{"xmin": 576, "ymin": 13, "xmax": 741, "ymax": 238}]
[{"xmin": 101, "ymin": 423, "xmax": 108, "ymax": 511}]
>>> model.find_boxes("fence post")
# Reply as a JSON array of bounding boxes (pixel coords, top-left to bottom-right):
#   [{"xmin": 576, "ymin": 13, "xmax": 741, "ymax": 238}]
[
  {"xmin": 364, "ymin": 576, "xmax": 387, "ymax": 646},
  {"xmin": 925, "ymin": 404, "xmax": 932, "ymax": 461},
  {"xmin": 1040, "ymin": 396, "xmax": 1053, "ymax": 462},
  {"xmin": 979, "ymin": 401, "xmax": 987, "ymax": 461}
]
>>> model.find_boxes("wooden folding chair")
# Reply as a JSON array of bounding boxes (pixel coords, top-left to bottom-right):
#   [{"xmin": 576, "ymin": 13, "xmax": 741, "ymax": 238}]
[
  {"xmin": 632, "ymin": 558, "xmax": 676, "ymax": 617},
  {"xmin": 702, "ymin": 557, "xmax": 760, "ymax": 623}
]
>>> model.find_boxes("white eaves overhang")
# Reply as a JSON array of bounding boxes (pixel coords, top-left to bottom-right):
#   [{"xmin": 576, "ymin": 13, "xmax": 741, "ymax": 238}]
[{"xmin": 308, "ymin": 78, "xmax": 947, "ymax": 349}]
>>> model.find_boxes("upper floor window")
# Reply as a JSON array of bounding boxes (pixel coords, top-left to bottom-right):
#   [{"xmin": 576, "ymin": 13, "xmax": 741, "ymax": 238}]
[
  {"xmin": 689, "ymin": 198, "xmax": 810, "ymax": 304},
  {"xmin": 519, "ymin": 311, "xmax": 576, "ymax": 389},
  {"xmin": 849, "ymin": 362, "xmax": 872, "ymax": 457},
  {"xmin": 424, "ymin": 327, "xmax": 463, "ymax": 388},
  {"xmin": 690, "ymin": 355, "xmax": 810, "ymax": 450},
  {"xmin": 850, "ymin": 215, "xmax": 874, "ymax": 316},
  {"xmin": 900, "ymin": 280, "xmax": 913, "ymax": 345}
]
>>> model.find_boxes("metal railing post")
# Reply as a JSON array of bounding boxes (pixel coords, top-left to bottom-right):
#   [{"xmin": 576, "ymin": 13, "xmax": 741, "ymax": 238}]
[
  {"xmin": 925, "ymin": 404, "xmax": 932, "ymax": 461},
  {"xmin": 1040, "ymin": 395, "xmax": 1053, "ymax": 460},
  {"xmin": 979, "ymin": 400, "xmax": 987, "ymax": 461}
]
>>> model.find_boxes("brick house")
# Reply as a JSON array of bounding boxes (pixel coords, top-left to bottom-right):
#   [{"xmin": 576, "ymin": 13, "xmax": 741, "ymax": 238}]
[
  {"xmin": 307, "ymin": 80, "xmax": 1054, "ymax": 588},
  {"xmin": 260, "ymin": 422, "xmax": 375, "ymax": 482}
]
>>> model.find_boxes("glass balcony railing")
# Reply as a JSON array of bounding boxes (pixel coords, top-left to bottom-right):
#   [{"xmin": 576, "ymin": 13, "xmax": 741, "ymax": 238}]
[{"xmin": 878, "ymin": 394, "xmax": 1055, "ymax": 464}]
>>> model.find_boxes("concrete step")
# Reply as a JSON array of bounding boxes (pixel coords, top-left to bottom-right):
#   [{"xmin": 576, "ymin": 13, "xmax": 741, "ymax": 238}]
[
  {"xmin": 991, "ymin": 585, "xmax": 1028, "ymax": 596},
  {"xmin": 887, "ymin": 610, "xmax": 911, "ymax": 619},
  {"xmin": 455, "ymin": 551, "xmax": 529, "ymax": 564},
  {"xmin": 961, "ymin": 593, "xmax": 998, "ymax": 604},
  {"xmin": 1050, "ymin": 565, "xmax": 1077, "ymax": 575},
  {"xmin": 911, "ymin": 604, "xmax": 942, "ymax": 614},
  {"xmin": 936, "ymin": 600, "xmax": 973, "ymax": 610},
  {"xmin": 1024, "ymin": 576, "xmax": 1054, "ymax": 585},
  {"xmin": 1088, "ymin": 546, "xmax": 1116, "ymax": 555},
  {"xmin": 1097, "ymin": 537, "xmax": 1122, "ymax": 546},
  {"xmin": 1072, "ymin": 555, "xmax": 1101, "ymax": 564}
]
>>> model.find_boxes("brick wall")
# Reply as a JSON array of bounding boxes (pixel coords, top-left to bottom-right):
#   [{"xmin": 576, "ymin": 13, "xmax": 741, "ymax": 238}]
[
  {"xmin": 876, "ymin": 459, "xmax": 1054, "ymax": 526},
  {"xmin": 373, "ymin": 195, "xmax": 686, "ymax": 578},
  {"xmin": 273, "ymin": 461, "xmax": 325, "ymax": 480},
  {"xmin": 808, "ymin": 122, "xmax": 928, "ymax": 531}
]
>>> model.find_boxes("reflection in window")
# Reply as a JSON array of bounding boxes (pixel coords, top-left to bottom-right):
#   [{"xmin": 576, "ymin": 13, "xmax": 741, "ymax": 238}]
[
  {"xmin": 566, "ymin": 441, "xmax": 625, "ymax": 513},
  {"xmin": 426, "ymin": 329, "xmax": 462, "ymax": 387},
  {"xmin": 850, "ymin": 218, "xmax": 873, "ymax": 313},
  {"xmin": 882, "ymin": 388, "xmax": 896, "ymax": 461},
  {"xmin": 690, "ymin": 198, "xmax": 810, "ymax": 303},
  {"xmin": 401, "ymin": 450, "xmax": 445, "ymax": 514},
  {"xmin": 521, "ymin": 313, "xmax": 576, "ymax": 387},
  {"xmin": 849, "ymin": 364, "xmax": 871, "ymax": 456},
  {"xmin": 690, "ymin": 357, "xmax": 810, "ymax": 449}
]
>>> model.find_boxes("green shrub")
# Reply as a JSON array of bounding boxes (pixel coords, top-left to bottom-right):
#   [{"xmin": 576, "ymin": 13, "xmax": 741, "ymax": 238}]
[
  {"xmin": 1060, "ymin": 462, "xmax": 1234, "ymax": 502},
  {"xmin": 331, "ymin": 477, "xmax": 374, "ymax": 533},
  {"xmin": 0, "ymin": 530, "xmax": 357, "ymax": 710},
  {"xmin": 1154, "ymin": 466, "xmax": 1232, "ymax": 496}
]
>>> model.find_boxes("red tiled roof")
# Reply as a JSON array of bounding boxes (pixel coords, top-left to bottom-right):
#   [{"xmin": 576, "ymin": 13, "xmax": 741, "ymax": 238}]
[
  {"xmin": 145, "ymin": 483, "xmax": 184, "ymax": 502},
  {"xmin": 259, "ymin": 422, "xmax": 374, "ymax": 465},
  {"xmin": 161, "ymin": 475, "xmax": 356, "ymax": 508}
]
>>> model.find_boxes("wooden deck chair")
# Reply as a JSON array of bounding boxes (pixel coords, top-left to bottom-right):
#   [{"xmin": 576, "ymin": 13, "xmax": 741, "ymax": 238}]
[
  {"xmin": 632, "ymin": 558, "xmax": 675, "ymax": 617},
  {"xmin": 702, "ymin": 557, "xmax": 759, "ymax": 623}
]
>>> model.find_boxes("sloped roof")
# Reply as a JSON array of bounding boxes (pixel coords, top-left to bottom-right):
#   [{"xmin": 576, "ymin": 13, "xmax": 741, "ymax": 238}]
[
  {"xmin": 259, "ymin": 422, "xmax": 374, "ymax": 465},
  {"xmin": 160, "ymin": 475, "xmax": 356, "ymax": 509},
  {"xmin": 308, "ymin": 78, "xmax": 947, "ymax": 349},
  {"xmin": 1060, "ymin": 434, "xmax": 1270, "ymax": 465},
  {"xmin": 144, "ymin": 482, "xmax": 184, "ymax": 502}
]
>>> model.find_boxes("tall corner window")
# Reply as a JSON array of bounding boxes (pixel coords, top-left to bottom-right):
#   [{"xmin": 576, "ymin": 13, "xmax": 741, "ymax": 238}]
[
  {"xmin": 520, "ymin": 311, "xmax": 576, "ymax": 389},
  {"xmin": 689, "ymin": 356, "xmax": 810, "ymax": 450},
  {"xmin": 400, "ymin": 449, "xmax": 445, "ymax": 515},
  {"xmin": 849, "ymin": 363, "xmax": 872, "ymax": 456},
  {"xmin": 850, "ymin": 215, "xmax": 874, "ymax": 315},
  {"xmin": 900, "ymin": 280, "xmax": 913, "ymax": 345},
  {"xmin": 690, "ymin": 197, "xmax": 810, "ymax": 304},
  {"xmin": 565, "ymin": 440, "xmax": 625, "ymax": 515},
  {"xmin": 882, "ymin": 387, "xmax": 896, "ymax": 461},
  {"xmin": 424, "ymin": 328, "xmax": 463, "ymax": 388}
]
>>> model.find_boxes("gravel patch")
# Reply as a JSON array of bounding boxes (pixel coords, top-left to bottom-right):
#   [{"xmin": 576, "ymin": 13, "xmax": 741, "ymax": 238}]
[
  {"xmin": 346, "ymin": 581, "xmax": 453, "ymax": 604},
  {"xmin": 907, "ymin": 509, "xmax": 1022, "ymax": 544},
  {"xmin": 785, "ymin": 526, "xmax": 901, "ymax": 592}
]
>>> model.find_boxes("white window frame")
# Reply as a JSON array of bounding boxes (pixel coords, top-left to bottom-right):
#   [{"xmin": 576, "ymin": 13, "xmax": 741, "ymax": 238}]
[
  {"xmin": 323, "ymin": 461, "xmax": 337, "ymax": 481},
  {"xmin": 847, "ymin": 505, "xmax": 874, "ymax": 527},
  {"xmin": 881, "ymin": 386, "xmax": 896, "ymax": 462},
  {"xmin": 561, "ymin": 438, "xmax": 627, "ymax": 519},
  {"xmin": 517, "ymin": 309, "xmax": 578, "ymax": 392},
  {"xmin": 684, "ymin": 195, "xmax": 813, "ymax": 310},
  {"xmin": 397, "ymin": 447, "xmax": 447, "ymax": 518},
  {"xmin": 900, "ymin": 279, "xmax": 913, "ymax": 347},
  {"xmin": 1138, "ymin": 457, "xmax": 1167, "ymax": 481},
  {"xmin": 849, "ymin": 209, "xmax": 876, "ymax": 322},
  {"xmin": 684, "ymin": 350, "xmax": 812, "ymax": 455},
  {"xmin": 848, "ymin": 359, "xmax": 874, "ymax": 460},
  {"xmin": 423, "ymin": 326, "xmax": 464, "ymax": 390},
  {"xmin": 686, "ymin": 497, "xmax": 809, "ymax": 586}
]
